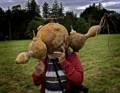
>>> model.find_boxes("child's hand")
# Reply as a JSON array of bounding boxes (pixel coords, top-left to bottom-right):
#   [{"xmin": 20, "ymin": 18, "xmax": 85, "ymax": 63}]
[
  {"xmin": 53, "ymin": 51, "xmax": 65, "ymax": 64},
  {"xmin": 48, "ymin": 45, "xmax": 66, "ymax": 63},
  {"xmin": 53, "ymin": 45, "xmax": 66, "ymax": 64},
  {"xmin": 34, "ymin": 62, "xmax": 45, "ymax": 76}
]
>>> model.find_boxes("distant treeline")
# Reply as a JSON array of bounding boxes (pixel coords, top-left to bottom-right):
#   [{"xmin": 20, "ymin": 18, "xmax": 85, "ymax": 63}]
[{"xmin": 0, "ymin": 0, "xmax": 120, "ymax": 40}]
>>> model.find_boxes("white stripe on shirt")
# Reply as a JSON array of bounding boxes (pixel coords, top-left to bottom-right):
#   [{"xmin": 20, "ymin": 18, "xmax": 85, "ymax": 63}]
[
  {"xmin": 46, "ymin": 79, "xmax": 66, "ymax": 83},
  {"xmin": 45, "ymin": 89, "xmax": 63, "ymax": 93},
  {"xmin": 46, "ymin": 70, "xmax": 65, "ymax": 77}
]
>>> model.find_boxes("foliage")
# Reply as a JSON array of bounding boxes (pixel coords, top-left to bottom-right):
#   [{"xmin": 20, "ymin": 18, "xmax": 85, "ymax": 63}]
[
  {"xmin": 0, "ymin": 0, "xmax": 120, "ymax": 40},
  {"xmin": 61, "ymin": 11, "xmax": 77, "ymax": 33},
  {"xmin": 58, "ymin": 2, "xmax": 64, "ymax": 17},
  {"xmin": 26, "ymin": 17, "xmax": 44, "ymax": 38},
  {"xmin": 80, "ymin": 3, "xmax": 108, "ymax": 25},
  {"xmin": 51, "ymin": 0, "xmax": 60, "ymax": 17},
  {"xmin": 42, "ymin": 2, "xmax": 49, "ymax": 18},
  {"xmin": 80, "ymin": 3, "xmax": 120, "ymax": 34},
  {"xmin": 27, "ymin": 0, "xmax": 40, "ymax": 17},
  {"xmin": 74, "ymin": 18, "xmax": 89, "ymax": 33}
]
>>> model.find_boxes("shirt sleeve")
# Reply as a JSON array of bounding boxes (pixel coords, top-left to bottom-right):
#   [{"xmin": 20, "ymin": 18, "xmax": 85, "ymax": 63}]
[
  {"xmin": 60, "ymin": 52, "xmax": 83, "ymax": 86},
  {"xmin": 32, "ymin": 72, "xmax": 45, "ymax": 86},
  {"xmin": 32, "ymin": 59, "xmax": 47, "ymax": 86}
]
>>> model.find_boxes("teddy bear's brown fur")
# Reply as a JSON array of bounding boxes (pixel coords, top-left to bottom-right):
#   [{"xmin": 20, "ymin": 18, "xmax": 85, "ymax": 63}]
[{"xmin": 36, "ymin": 23, "xmax": 69, "ymax": 53}]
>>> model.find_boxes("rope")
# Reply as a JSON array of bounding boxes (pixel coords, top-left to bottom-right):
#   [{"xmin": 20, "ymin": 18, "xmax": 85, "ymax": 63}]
[
  {"xmin": 106, "ymin": 16, "xmax": 115, "ymax": 59},
  {"xmin": 99, "ymin": 15, "xmax": 106, "ymax": 28},
  {"xmin": 95, "ymin": 14, "xmax": 107, "ymax": 37},
  {"xmin": 93, "ymin": 14, "xmax": 115, "ymax": 60},
  {"xmin": 109, "ymin": 17, "xmax": 118, "ymax": 33}
]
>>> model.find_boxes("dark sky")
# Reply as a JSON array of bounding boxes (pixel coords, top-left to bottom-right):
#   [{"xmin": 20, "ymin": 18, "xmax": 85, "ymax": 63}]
[{"xmin": 0, "ymin": 0, "xmax": 120, "ymax": 16}]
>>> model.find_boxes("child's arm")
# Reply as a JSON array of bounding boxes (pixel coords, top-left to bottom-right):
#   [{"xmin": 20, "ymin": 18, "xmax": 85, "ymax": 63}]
[
  {"xmin": 60, "ymin": 52, "xmax": 83, "ymax": 86},
  {"xmin": 32, "ymin": 61, "xmax": 45, "ymax": 86},
  {"xmin": 32, "ymin": 72, "xmax": 45, "ymax": 86}
]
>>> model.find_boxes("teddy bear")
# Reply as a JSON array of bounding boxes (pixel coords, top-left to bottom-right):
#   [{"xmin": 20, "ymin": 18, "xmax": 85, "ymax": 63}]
[{"xmin": 15, "ymin": 15, "xmax": 106, "ymax": 64}]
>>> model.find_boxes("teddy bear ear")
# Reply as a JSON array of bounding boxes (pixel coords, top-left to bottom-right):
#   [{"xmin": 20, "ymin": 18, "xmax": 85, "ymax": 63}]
[
  {"xmin": 32, "ymin": 25, "xmax": 43, "ymax": 39},
  {"xmin": 70, "ymin": 25, "xmax": 76, "ymax": 34},
  {"xmin": 15, "ymin": 52, "xmax": 30, "ymax": 64},
  {"xmin": 37, "ymin": 25, "xmax": 43, "ymax": 31}
]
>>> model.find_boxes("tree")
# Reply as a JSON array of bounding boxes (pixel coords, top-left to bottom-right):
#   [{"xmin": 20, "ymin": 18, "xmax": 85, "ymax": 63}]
[
  {"xmin": 98, "ymin": 3, "xmax": 103, "ymax": 10},
  {"xmin": 5, "ymin": 8, "xmax": 12, "ymax": 40},
  {"xmin": 80, "ymin": 4, "xmax": 107, "ymax": 26},
  {"xmin": 58, "ymin": 2, "xmax": 64, "ymax": 17},
  {"xmin": 26, "ymin": 17, "xmax": 44, "ymax": 38},
  {"xmin": 12, "ymin": 5, "xmax": 21, "ymax": 11},
  {"xmin": 63, "ymin": 11, "xmax": 77, "ymax": 32},
  {"xmin": 0, "ymin": 7, "xmax": 6, "ymax": 40},
  {"xmin": 80, "ymin": 4, "xmax": 120, "ymax": 34},
  {"xmin": 51, "ymin": 0, "xmax": 59, "ymax": 17},
  {"xmin": 75, "ymin": 18, "xmax": 89, "ymax": 33},
  {"xmin": 42, "ymin": 2, "xmax": 49, "ymax": 18},
  {"xmin": 27, "ymin": 0, "xmax": 40, "ymax": 17}
]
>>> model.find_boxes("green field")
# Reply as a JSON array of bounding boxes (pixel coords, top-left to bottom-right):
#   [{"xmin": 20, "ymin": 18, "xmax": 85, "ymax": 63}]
[{"xmin": 0, "ymin": 35, "xmax": 120, "ymax": 93}]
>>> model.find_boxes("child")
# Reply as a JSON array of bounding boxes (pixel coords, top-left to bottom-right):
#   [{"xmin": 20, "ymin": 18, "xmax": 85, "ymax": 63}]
[{"xmin": 32, "ymin": 47, "xmax": 84, "ymax": 93}]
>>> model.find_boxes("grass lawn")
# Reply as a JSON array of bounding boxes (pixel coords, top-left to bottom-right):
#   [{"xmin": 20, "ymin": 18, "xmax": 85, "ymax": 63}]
[{"xmin": 0, "ymin": 34, "xmax": 120, "ymax": 93}]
